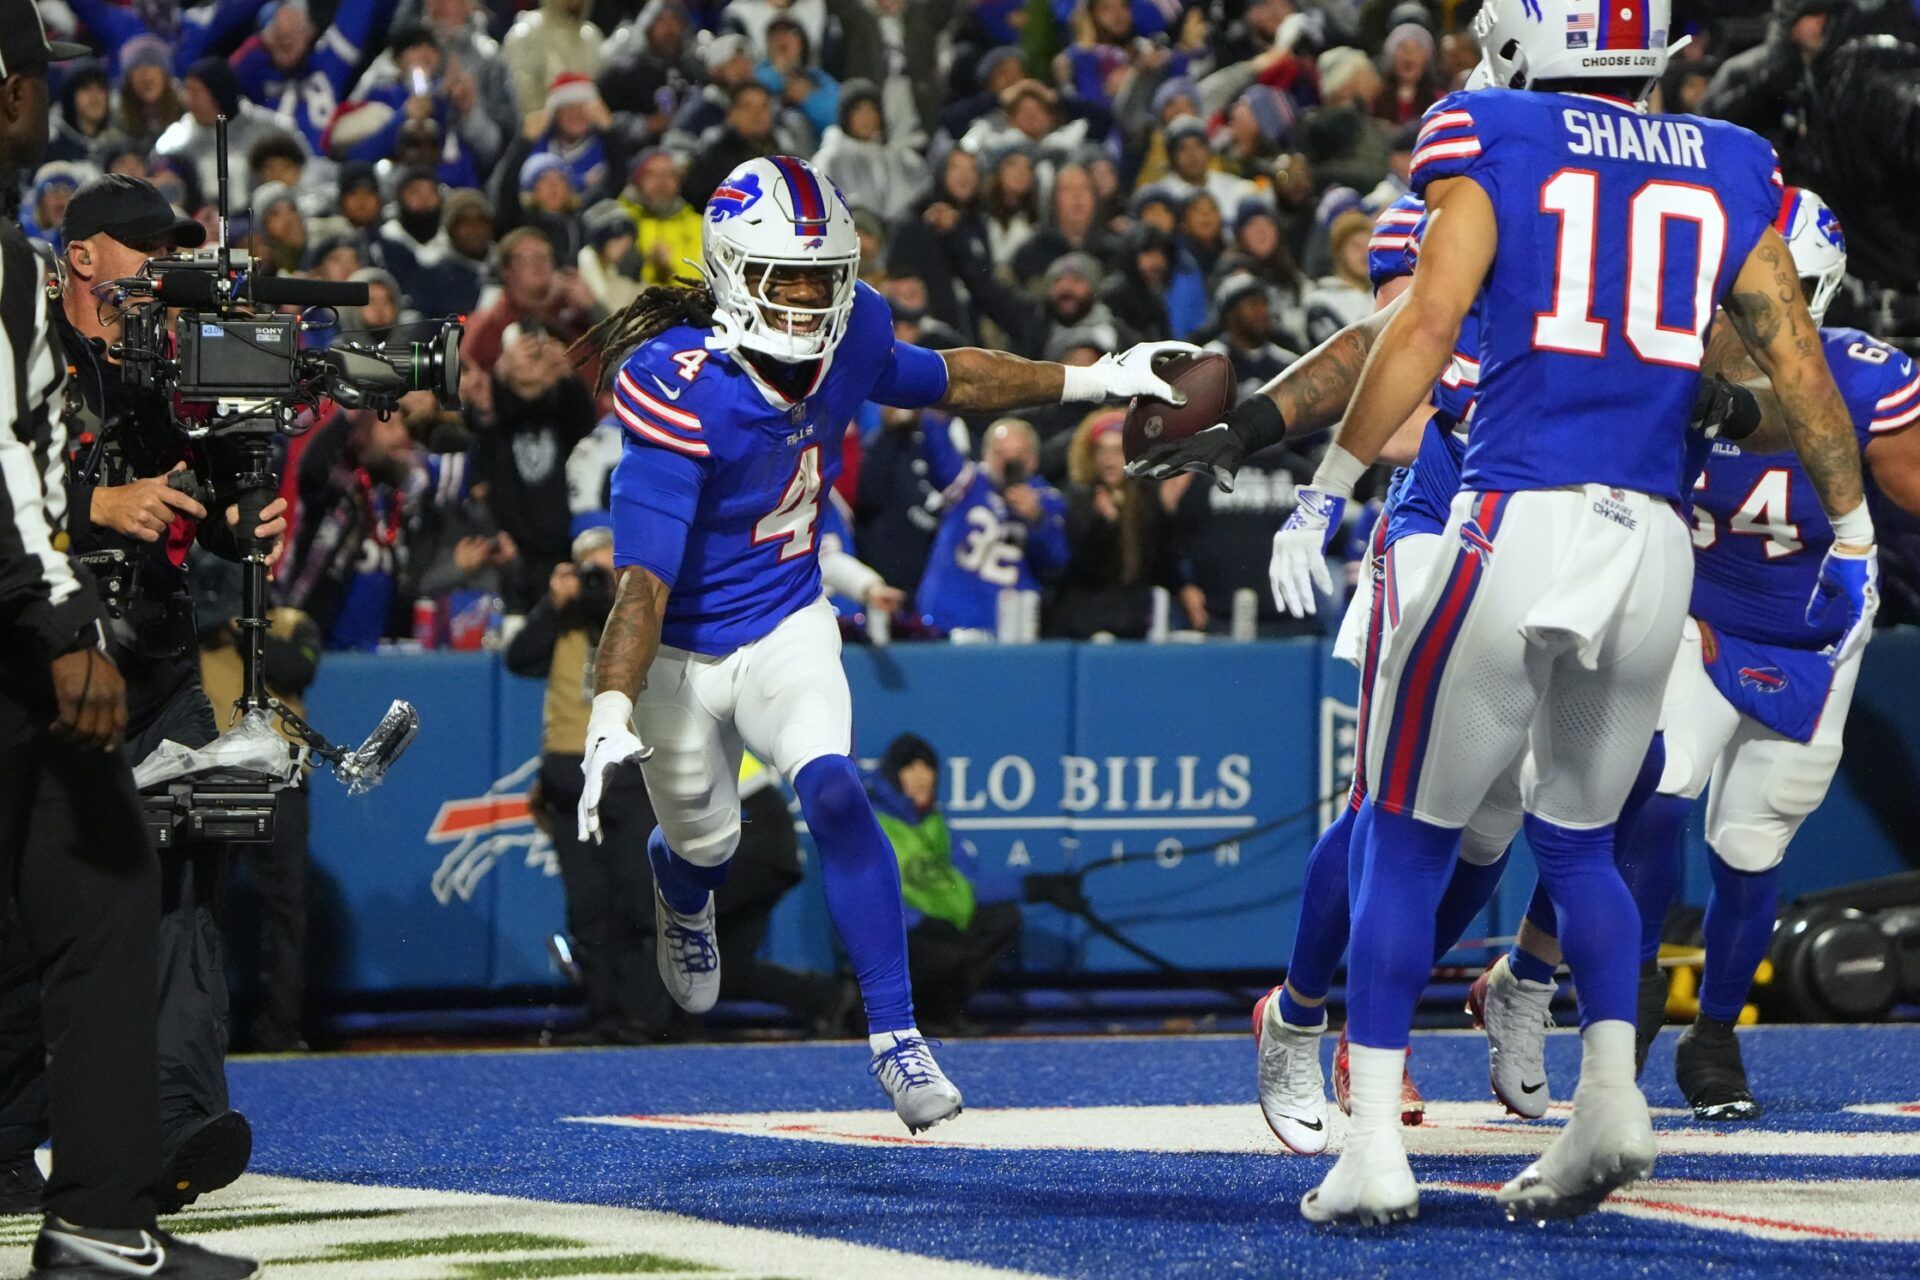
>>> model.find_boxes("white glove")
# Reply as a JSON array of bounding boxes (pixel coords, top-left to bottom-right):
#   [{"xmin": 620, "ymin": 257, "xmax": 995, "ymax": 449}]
[
  {"xmin": 1060, "ymin": 340, "xmax": 1201, "ymax": 403},
  {"xmin": 579, "ymin": 692, "xmax": 652, "ymax": 843},
  {"xmin": 1268, "ymin": 488, "xmax": 1345, "ymax": 618}
]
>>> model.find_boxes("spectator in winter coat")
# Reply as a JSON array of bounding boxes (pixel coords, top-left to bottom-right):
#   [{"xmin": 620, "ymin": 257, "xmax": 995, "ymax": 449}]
[
  {"xmin": 331, "ymin": 23, "xmax": 498, "ymax": 186},
  {"xmin": 112, "ymin": 35, "xmax": 183, "ymax": 150},
  {"xmin": 1373, "ymin": 22, "xmax": 1440, "ymax": 125},
  {"xmin": 230, "ymin": 0, "xmax": 388, "ymax": 152},
  {"xmin": 415, "ymin": 0, "xmax": 520, "ymax": 151},
  {"xmin": 492, "ymin": 73, "xmax": 623, "ymax": 218},
  {"xmin": 1203, "ymin": 271, "xmax": 1299, "ymax": 400},
  {"xmin": 1011, "ymin": 161, "xmax": 1120, "ymax": 284},
  {"xmin": 598, "ymin": 0, "xmax": 705, "ymax": 120},
  {"xmin": 1302, "ymin": 208, "xmax": 1375, "ymax": 345},
  {"xmin": 1142, "ymin": 115, "xmax": 1256, "ymax": 214},
  {"xmin": 681, "ymin": 81, "xmax": 781, "ymax": 206},
  {"xmin": 49, "ymin": 59, "xmax": 112, "ymax": 164},
  {"xmin": 615, "ymin": 148, "xmax": 702, "ymax": 286},
  {"xmin": 462, "ymin": 226, "xmax": 602, "ymax": 378},
  {"xmin": 812, "ymin": 79, "xmax": 928, "ymax": 222},
  {"xmin": 754, "ymin": 16, "xmax": 839, "ymax": 146},
  {"xmin": 1050, "ymin": 410, "xmax": 1184, "ymax": 639},
  {"xmin": 868, "ymin": 734, "xmax": 1020, "ymax": 1034},
  {"xmin": 503, "ymin": 0, "xmax": 606, "ymax": 117},
  {"xmin": 577, "ymin": 201, "xmax": 642, "ymax": 313},
  {"xmin": 515, "ymin": 153, "xmax": 587, "ymax": 265},
  {"xmin": 156, "ymin": 56, "xmax": 291, "ymax": 202},
  {"xmin": 886, "ymin": 145, "xmax": 990, "ymax": 335}
]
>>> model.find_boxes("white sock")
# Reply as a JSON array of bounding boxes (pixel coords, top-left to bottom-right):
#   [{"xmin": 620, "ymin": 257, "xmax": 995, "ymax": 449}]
[
  {"xmin": 1346, "ymin": 1043, "xmax": 1405, "ymax": 1139},
  {"xmin": 1579, "ymin": 1019, "xmax": 1637, "ymax": 1089},
  {"xmin": 870, "ymin": 1027, "xmax": 923, "ymax": 1055}
]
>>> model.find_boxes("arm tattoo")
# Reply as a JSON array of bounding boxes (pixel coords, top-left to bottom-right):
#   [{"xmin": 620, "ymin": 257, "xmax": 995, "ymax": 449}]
[
  {"xmin": 1270, "ymin": 324, "xmax": 1374, "ymax": 435},
  {"xmin": 935, "ymin": 348, "xmax": 1067, "ymax": 414},
  {"xmin": 594, "ymin": 566, "xmax": 669, "ymax": 699},
  {"xmin": 1724, "ymin": 245, "xmax": 1865, "ymax": 517}
]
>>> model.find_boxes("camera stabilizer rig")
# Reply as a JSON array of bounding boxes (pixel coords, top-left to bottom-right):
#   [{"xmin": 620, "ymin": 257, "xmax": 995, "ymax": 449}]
[{"xmin": 113, "ymin": 118, "xmax": 463, "ymax": 841}]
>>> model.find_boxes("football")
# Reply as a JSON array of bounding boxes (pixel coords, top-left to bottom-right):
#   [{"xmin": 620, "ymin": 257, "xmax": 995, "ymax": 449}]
[{"xmin": 1121, "ymin": 350, "xmax": 1237, "ymax": 464}]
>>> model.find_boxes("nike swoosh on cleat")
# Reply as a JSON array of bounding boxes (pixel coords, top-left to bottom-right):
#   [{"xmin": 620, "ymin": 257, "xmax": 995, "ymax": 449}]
[
  {"xmin": 54, "ymin": 1229, "xmax": 165, "ymax": 1275},
  {"xmin": 1520, "ymin": 1081, "xmax": 1545, "ymax": 1094},
  {"xmin": 1292, "ymin": 1117, "xmax": 1324, "ymax": 1132},
  {"xmin": 649, "ymin": 374, "xmax": 684, "ymax": 401}
]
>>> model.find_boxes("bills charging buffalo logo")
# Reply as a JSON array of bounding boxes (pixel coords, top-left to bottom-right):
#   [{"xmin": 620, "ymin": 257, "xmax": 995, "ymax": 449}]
[
  {"xmin": 1459, "ymin": 519, "xmax": 1496, "ymax": 557},
  {"xmin": 707, "ymin": 173, "xmax": 765, "ymax": 222},
  {"xmin": 1739, "ymin": 666, "xmax": 1788, "ymax": 693},
  {"xmin": 1816, "ymin": 203, "xmax": 1846, "ymax": 252},
  {"xmin": 426, "ymin": 758, "xmax": 556, "ymax": 904}
]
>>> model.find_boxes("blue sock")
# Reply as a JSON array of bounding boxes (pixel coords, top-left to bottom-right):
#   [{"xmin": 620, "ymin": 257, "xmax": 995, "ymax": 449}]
[
  {"xmin": 648, "ymin": 826, "xmax": 727, "ymax": 915},
  {"xmin": 1433, "ymin": 849, "xmax": 1508, "ymax": 963},
  {"xmin": 793, "ymin": 755, "xmax": 914, "ymax": 1033},
  {"xmin": 1617, "ymin": 792, "xmax": 1692, "ymax": 966},
  {"xmin": 1524, "ymin": 814, "xmax": 1639, "ymax": 1027},
  {"xmin": 1282, "ymin": 804, "xmax": 1356, "ymax": 1003},
  {"xmin": 1699, "ymin": 850, "xmax": 1780, "ymax": 1023},
  {"xmin": 1277, "ymin": 987, "xmax": 1323, "ymax": 1029},
  {"xmin": 1345, "ymin": 802, "xmax": 1458, "ymax": 1050},
  {"xmin": 1506, "ymin": 883, "xmax": 1559, "ymax": 984}
]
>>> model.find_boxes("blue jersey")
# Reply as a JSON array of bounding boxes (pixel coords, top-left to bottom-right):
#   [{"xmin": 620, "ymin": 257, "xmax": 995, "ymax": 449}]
[
  {"xmin": 232, "ymin": 0, "xmax": 385, "ymax": 151},
  {"xmin": 912, "ymin": 421, "xmax": 1069, "ymax": 631},
  {"xmin": 1690, "ymin": 327, "xmax": 1919, "ymax": 649},
  {"xmin": 609, "ymin": 283, "xmax": 949, "ymax": 655},
  {"xmin": 1365, "ymin": 193, "xmax": 1476, "ymax": 547},
  {"xmin": 1412, "ymin": 89, "xmax": 1781, "ymax": 504}
]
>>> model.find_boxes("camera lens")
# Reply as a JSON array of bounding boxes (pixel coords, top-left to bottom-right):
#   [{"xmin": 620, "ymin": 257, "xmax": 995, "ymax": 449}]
[{"xmin": 392, "ymin": 325, "xmax": 464, "ymax": 409}]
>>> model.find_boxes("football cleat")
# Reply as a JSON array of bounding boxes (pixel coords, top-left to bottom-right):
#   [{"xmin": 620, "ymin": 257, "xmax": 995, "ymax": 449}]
[
  {"xmin": 1634, "ymin": 958, "xmax": 1670, "ymax": 1079},
  {"xmin": 1468, "ymin": 954, "xmax": 1556, "ymax": 1119},
  {"xmin": 654, "ymin": 888, "xmax": 721, "ymax": 1014},
  {"xmin": 1674, "ymin": 1017, "xmax": 1763, "ymax": 1123},
  {"xmin": 0, "ymin": 1156, "xmax": 45, "ymax": 1215},
  {"xmin": 156, "ymin": 1111, "xmax": 252, "ymax": 1214},
  {"xmin": 29, "ymin": 1217, "xmax": 259, "ymax": 1278},
  {"xmin": 870, "ymin": 1034, "xmax": 964, "ymax": 1133},
  {"xmin": 1253, "ymin": 988, "xmax": 1329, "ymax": 1155},
  {"xmin": 1330, "ymin": 1027, "xmax": 1424, "ymax": 1126},
  {"xmin": 1496, "ymin": 1079, "xmax": 1655, "ymax": 1223},
  {"xmin": 1299, "ymin": 1127, "xmax": 1419, "ymax": 1226}
]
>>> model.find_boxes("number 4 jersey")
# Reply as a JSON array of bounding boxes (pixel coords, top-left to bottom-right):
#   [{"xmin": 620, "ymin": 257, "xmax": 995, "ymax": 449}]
[
  {"xmin": 609, "ymin": 282, "xmax": 949, "ymax": 655},
  {"xmin": 1411, "ymin": 88, "xmax": 1781, "ymax": 503}
]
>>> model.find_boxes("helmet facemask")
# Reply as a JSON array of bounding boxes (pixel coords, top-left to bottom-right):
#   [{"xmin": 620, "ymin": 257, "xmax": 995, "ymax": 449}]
[{"xmin": 706, "ymin": 240, "xmax": 858, "ymax": 363}]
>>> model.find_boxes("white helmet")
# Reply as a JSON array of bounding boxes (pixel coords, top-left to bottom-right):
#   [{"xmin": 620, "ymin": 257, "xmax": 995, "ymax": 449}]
[
  {"xmin": 1464, "ymin": 58, "xmax": 1497, "ymax": 91},
  {"xmin": 1474, "ymin": 0, "xmax": 1670, "ymax": 91},
  {"xmin": 1778, "ymin": 186, "xmax": 1847, "ymax": 326},
  {"xmin": 700, "ymin": 155, "xmax": 859, "ymax": 363}
]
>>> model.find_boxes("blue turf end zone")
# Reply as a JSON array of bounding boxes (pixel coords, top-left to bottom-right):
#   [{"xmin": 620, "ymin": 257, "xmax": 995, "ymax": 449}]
[{"xmin": 231, "ymin": 1024, "xmax": 1920, "ymax": 1278}]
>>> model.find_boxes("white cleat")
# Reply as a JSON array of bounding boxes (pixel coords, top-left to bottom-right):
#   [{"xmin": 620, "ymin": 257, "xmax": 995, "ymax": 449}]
[
  {"xmin": 654, "ymin": 888, "xmax": 721, "ymax": 1014},
  {"xmin": 1496, "ymin": 1079, "xmax": 1656, "ymax": 1224},
  {"xmin": 1253, "ymin": 988, "xmax": 1330, "ymax": 1155},
  {"xmin": 871, "ymin": 1033, "xmax": 964, "ymax": 1133},
  {"xmin": 1299, "ymin": 1126, "xmax": 1419, "ymax": 1226},
  {"xmin": 1468, "ymin": 955, "xmax": 1557, "ymax": 1120}
]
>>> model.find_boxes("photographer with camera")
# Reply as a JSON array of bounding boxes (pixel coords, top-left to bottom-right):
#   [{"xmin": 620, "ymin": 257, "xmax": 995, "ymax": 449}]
[
  {"xmin": 0, "ymin": 10, "xmax": 255, "ymax": 1274},
  {"xmin": 7, "ymin": 172, "xmax": 296, "ymax": 1217}
]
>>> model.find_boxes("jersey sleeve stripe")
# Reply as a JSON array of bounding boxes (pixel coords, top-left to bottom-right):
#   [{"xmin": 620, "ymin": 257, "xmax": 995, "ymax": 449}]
[
  {"xmin": 1368, "ymin": 233, "xmax": 1412, "ymax": 250},
  {"xmin": 1415, "ymin": 111, "xmax": 1474, "ymax": 147},
  {"xmin": 1410, "ymin": 137, "xmax": 1481, "ymax": 173},
  {"xmin": 1873, "ymin": 372, "xmax": 1920, "ymax": 411},
  {"xmin": 616, "ymin": 401, "xmax": 713, "ymax": 456},
  {"xmin": 1872, "ymin": 399, "xmax": 1920, "ymax": 433},
  {"xmin": 1375, "ymin": 210, "xmax": 1423, "ymax": 227},
  {"xmin": 616, "ymin": 369, "xmax": 702, "ymax": 431}
]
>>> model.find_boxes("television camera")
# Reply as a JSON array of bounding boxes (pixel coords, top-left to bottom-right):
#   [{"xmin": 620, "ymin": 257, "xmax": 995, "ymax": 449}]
[{"xmin": 108, "ymin": 119, "xmax": 455, "ymax": 841}]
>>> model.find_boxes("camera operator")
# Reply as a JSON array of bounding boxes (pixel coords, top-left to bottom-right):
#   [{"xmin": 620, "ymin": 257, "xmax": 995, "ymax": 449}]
[
  {"xmin": 7, "ymin": 173, "xmax": 295, "ymax": 1215},
  {"xmin": 0, "ymin": 10, "xmax": 254, "ymax": 1274}
]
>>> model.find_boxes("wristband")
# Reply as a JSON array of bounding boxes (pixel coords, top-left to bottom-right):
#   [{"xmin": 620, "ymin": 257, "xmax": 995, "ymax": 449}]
[
  {"xmin": 1059, "ymin": 364, "xmax": 1105, "ymax": 404},
  {"xmin": 1307, "ymin": 443, "xmax": 1368, "ymax": 500},
  {"xmin": 587, "ymin": 691, "xmax": 634, "ymax": 735},
  {"xmin": 1223, "ymin": 394, "xmax": 1287, "ymax": 454},
  {"xmin": 1830, "ymin": 501, "xmax": 1875, "ymax": 548}
]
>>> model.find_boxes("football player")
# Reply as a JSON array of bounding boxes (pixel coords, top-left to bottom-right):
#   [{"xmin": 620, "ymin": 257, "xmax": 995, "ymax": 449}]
[
  {"xmin": 573, "ymin": 155, "xmax": 1185, "ymax": 1132},
  {"xmin": 1477, "ymin": 186, "xmax": 1920, "ymax": 1124},
  {"xmin": 1138, "ymin": 0, "xmax": 1873, "ymax": 1224}
]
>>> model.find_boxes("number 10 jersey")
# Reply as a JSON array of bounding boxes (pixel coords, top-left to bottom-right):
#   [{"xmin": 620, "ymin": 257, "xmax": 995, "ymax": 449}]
[{"xmin": 1411, "ymin": 87, "xmax": 1782, "ymax": 504}]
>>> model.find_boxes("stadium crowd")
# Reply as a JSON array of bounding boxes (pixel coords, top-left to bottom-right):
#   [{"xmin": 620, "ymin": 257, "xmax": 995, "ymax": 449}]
[{"xmin": 29, "ymin": 0, "xmax": 1920, "ymax": 647}]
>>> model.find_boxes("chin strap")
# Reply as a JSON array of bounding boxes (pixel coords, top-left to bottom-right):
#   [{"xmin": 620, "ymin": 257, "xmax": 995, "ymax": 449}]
[{"xmin": 704, "ymin": 309, "xmax": 746, "ymax": 354}]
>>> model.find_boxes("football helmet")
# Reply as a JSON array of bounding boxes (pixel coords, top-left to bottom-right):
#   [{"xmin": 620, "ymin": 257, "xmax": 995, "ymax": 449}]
[
  {"xmin": 1777, "ymin": 186, "xmax": 1847, "ymax": 326},
  {"xmin": 1474, "ymin": 0, "xmax": 1670, "ymax": 92},
  {"xmin": 700, "ymin": 155, "xmax": 859, "ymax": 363}
]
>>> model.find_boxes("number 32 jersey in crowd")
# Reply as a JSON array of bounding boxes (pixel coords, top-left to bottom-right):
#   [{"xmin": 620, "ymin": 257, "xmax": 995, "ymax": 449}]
[
  {"xmin": 1411, "ymin": 88, "xmax": 1781, "ymax": 503},
  {"xmin": 609, "ymin": 282, "xmax": 949, "ymax": 655}
]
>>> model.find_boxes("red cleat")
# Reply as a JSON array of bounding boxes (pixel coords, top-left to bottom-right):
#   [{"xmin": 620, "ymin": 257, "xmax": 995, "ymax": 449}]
[{"xmin": 1332, "ymin": 1026, "xmax": 1424, "ymax": 1126}]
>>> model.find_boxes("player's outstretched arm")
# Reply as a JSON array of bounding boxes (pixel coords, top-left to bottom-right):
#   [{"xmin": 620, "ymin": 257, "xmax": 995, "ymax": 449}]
[
  {"xmin": 1722, "ymin": 230, "xmax": 1867, "ymax": 526},
  {"xmin": 579, "ymin": 565, "xmax": 671, "ymax": 843},
  {"xmin": 1723, "ymin": 226, "xmax": 1877, "ymax": 665},
  {"xmin": 932, "ymin": 342, "xmax": 1191, "ymax": 415}
]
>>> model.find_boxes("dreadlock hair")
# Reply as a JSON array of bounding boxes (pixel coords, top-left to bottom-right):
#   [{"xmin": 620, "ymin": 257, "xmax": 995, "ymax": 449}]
[{"xmin": 573, "ymin": 276, "xmax": 718, "ymax": 395}]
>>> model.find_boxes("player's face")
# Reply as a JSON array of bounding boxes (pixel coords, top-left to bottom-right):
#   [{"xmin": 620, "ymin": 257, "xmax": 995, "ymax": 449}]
[{"xmin": 752, "ymin": 263, "xmax": 841, "ymax": 339}]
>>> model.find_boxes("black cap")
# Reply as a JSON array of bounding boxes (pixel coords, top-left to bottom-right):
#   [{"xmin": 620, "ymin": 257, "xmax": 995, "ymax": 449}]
[
  {"xmin": 64, "ymin": 174, "xmax": 207, "ymax": 248},
  {"xmin": 0, "ymin": 0, "xmax": 88, "ymax": 77}
]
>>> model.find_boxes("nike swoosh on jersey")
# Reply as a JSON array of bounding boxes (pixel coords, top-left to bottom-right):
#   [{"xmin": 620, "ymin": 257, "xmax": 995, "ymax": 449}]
[
  {"xmin": 649, "ymin": 374, "xmax": 684, "ymax": 401},
  {"xmin": 53, "ymin": 1228, "xmax": 165, "ymax": 1275}
]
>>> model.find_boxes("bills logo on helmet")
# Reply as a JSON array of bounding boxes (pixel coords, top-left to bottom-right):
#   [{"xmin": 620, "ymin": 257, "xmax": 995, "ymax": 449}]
[
  {"xmin": 1816, "ymin": 203, "xmax": 1845, "ymax": 251},
  {"xmin": 1739, "ymin": 666, "xmax": 1788, "ymax": 693},
  {"xmin": 707, "ymin": 173, "xmax": 765, "ymax": 223}
]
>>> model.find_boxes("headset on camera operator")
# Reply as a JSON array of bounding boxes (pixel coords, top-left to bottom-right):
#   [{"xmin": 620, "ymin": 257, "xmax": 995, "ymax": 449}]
[{"xmin": 0, "ymin": 174, "xmax": 298, "ymax": 1216}]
